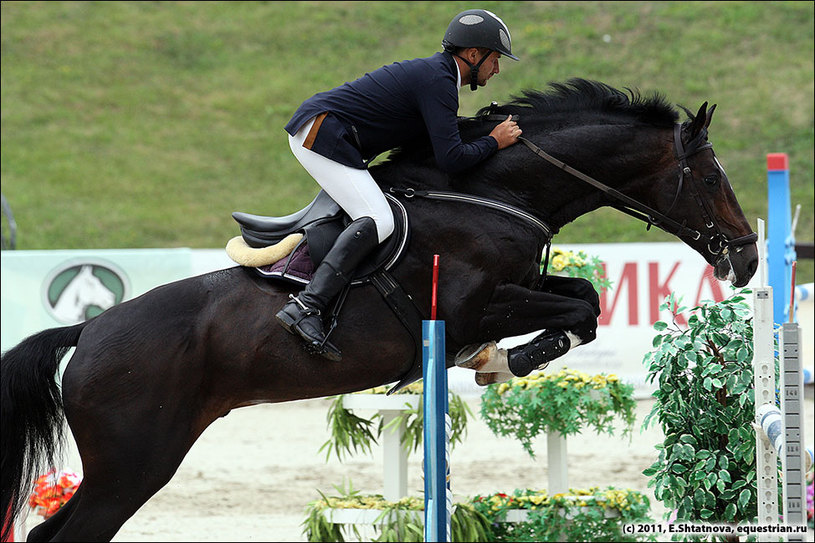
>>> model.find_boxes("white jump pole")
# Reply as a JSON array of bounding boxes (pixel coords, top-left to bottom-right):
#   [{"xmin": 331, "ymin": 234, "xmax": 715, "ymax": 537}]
[
  {"xmin": 753, "ymin": 217, "xmax": 778, "ymax": 525},
  {"xmin": 753, "ymin": 219, "xmax": 811, "ymax": 540}
]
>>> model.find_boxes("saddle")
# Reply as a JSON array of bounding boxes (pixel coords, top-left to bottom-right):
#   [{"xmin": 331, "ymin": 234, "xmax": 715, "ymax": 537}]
[
  {"xmin": 229, "ymin": 190, "xmax": 410, "ymax": 283},
  {"xmin": 227, "ymin": 190, "xmax": 425, "ymax": 393}
]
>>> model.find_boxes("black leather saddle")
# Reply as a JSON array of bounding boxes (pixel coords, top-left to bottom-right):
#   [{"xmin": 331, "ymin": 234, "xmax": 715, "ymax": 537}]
[{"xmin": 231, "ymin": 190, "xmax": 409, "ymax": 283}]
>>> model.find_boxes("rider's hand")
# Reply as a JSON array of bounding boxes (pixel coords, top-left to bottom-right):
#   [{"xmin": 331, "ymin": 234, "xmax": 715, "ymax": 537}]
[{"xmin": 489, "ymin": 115, "xmax": 522, "ymax": 150}]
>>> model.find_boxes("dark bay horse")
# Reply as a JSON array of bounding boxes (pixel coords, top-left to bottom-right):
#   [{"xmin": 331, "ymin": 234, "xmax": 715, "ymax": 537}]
[{"xmin": 2, "ymin": 79, "xmax": 758, "ymax": 541}]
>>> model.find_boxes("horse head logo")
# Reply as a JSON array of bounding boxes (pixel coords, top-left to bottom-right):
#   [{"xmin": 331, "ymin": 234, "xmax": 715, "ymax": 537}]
[{"xmin": 43, "ymin": 261, "xmax": 129, "ymax": 324}]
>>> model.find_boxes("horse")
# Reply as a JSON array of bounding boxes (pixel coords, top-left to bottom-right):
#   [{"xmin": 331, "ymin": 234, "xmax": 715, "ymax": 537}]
[{"xmin": 1, "ymin": 78, "xmax": 758, "ymax": 541}]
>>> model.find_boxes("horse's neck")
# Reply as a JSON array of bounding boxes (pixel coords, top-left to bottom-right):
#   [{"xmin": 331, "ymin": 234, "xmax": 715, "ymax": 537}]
[{"xmin": 525, "ymin": 123, "xmax": 672, "ymax": 230}]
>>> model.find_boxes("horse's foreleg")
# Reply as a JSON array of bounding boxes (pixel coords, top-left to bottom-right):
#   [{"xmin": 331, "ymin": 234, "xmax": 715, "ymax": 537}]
[
  {"xmin": 479, "ymin": 282, "xmax": 599, "ymax": 343},
  {"xmin": 539, "ymin": 275, "xmax": 601, "ymax": 317},
  {"xmin": 457, "ymin": 283, "xmax": 599, "ymax": 384}
]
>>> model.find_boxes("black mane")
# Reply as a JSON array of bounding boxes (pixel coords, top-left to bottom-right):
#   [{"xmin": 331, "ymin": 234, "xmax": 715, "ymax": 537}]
[
  {"xmin": 487, "ymin": 78, "xmax": 678, "ymax": 126},
  {"xmin": 379, "ymin": 78, "xmax": 678, "ymax": 171}
]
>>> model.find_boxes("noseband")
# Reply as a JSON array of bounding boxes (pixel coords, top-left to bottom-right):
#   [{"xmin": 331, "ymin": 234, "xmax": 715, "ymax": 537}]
[{"xmin": 516, "ymin": 121, "xmax": 757, "ymax": 258}]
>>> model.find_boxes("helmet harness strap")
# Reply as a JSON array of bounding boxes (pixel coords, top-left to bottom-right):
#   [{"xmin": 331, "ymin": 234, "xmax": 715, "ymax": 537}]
[{"xmin": 454, "ymin": 50, "xmax": 492, "ymax": 91}]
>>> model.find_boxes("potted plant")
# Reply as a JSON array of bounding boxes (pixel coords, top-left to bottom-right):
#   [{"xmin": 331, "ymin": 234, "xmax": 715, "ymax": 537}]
[
  {"xmin": 471, "ymin": 487, "xmax": 654, "ymax": 542},
  {"xmin": 642, "ymin": 291, "xmax": 761, "ymax": 537},
  {"xmin": 479, "ymin": 368, "xmax": 637, "ymax": 457}
]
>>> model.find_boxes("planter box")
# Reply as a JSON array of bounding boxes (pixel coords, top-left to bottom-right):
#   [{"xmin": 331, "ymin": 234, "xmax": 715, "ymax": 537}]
[{"xmin": 321, "ymin": 504, "xmax": 620, "ymax": 526}]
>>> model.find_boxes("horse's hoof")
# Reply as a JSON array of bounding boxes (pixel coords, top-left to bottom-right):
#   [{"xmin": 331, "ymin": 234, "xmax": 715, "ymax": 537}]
[
  {"xmin": 475, "ymin": 371, "xmax": 514, "ymax": 386},
  {"xmin": 454, "ymin": 342, "xmax": 496, "ymax": 370}
]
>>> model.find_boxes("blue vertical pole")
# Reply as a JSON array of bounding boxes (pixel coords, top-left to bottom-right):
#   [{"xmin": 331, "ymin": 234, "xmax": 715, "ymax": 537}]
[
  {"xmin": 767, "ymin": 153, "xmax": 796, "ymax": 325},
  {"xmin": 423, "ymin": 319, "xmax": 448, "ymax": 542}
]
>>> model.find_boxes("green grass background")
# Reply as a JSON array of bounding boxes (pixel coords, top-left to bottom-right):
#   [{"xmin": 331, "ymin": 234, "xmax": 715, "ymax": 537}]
[{"xmin": 1, "ymin": 1, "xmax": 812, "ymax": 280}]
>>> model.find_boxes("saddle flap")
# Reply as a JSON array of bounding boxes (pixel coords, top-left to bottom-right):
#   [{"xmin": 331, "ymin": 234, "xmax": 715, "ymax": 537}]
[{"xmin": 232, "ymin": 190, "xmax": 342, "ymax": 248}]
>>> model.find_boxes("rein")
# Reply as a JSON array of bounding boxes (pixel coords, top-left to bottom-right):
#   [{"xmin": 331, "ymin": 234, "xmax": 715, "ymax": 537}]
[{"xmin": 515, "ymin": 122, "xmax": 757, "ymax": 256}]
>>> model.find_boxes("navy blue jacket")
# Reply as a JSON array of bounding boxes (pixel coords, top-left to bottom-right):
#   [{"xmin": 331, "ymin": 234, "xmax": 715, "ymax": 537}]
[{"xmin": 285, "ymin": 51, "xmax": 498, "ymax": 173}]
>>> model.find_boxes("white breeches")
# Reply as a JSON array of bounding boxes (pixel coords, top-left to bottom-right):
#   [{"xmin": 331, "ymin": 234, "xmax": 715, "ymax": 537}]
[{"xmin": 289, "ymin": 117, "xmax": 394, "ymax": 243}]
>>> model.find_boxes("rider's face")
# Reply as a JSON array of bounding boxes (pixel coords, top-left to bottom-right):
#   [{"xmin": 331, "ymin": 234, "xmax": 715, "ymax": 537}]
[{"xmin": 476, "ymin": 51, "xmax": 501, "ymax": 86}]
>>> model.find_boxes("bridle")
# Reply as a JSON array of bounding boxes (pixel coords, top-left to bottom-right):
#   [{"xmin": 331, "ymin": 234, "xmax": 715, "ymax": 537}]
[{"xmin": 515, "ymin": 119, "xmax": 757, "ymax": 258}]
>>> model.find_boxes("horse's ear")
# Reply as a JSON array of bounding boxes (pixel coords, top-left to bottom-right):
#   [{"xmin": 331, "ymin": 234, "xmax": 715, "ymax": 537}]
[
  {"xmin": 688, "ymin": 101, "xmax": 709, "ymax": 137},
  {"xmin": 704, "ymin": 103, "xmax": 717, "ymax": 129}
]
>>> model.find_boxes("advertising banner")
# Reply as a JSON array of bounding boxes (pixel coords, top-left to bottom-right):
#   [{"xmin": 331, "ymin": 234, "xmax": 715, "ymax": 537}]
[{"xmin": 1, "ymin": 249, "xmax": 194, "ymax": 352}]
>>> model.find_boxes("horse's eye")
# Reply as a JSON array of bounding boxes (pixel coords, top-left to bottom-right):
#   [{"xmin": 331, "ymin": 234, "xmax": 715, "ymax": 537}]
[{"xmin": 704, "ymin": 175, "xmax": 720, "ymax": 187}]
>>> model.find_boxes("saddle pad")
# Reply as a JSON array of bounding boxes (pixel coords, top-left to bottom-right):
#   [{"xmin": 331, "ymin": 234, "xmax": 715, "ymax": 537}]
[{"xmin": 254, "ymin": 241, "xmax": 314, "ymax": 285}]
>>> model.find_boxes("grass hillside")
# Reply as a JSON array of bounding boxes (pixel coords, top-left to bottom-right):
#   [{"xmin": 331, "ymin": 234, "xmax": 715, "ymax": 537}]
[{"xmin": 1, "ymin": 1, "xmax": 813, "ymax": 278}]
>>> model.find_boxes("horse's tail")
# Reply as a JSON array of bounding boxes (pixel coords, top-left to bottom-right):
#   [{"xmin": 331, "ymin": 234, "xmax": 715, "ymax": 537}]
[{"xmin": 1, "ymin": 322, "xmax": 86, "ymax": 541}]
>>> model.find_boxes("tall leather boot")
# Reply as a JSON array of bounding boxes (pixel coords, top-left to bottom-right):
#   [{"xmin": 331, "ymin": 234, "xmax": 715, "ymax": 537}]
[
  {"xmin": 276, "ymin": 217, "xmax": 379, "ymax": 361},
  {"xmin": 507, "ymin": 329, "xmax": 570, "ymax": 377}
]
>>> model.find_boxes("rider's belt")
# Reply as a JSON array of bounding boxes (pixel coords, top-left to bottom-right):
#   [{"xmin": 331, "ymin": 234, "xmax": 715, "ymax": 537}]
[{"xmin": 303, "ymin": 112, "xmax": 328, "ymax": 150}]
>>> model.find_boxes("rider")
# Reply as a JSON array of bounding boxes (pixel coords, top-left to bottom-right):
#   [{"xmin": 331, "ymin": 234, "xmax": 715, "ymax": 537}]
[{"xmin": 276, "ymin": 9, "xmax": 522, "ymax": 361}]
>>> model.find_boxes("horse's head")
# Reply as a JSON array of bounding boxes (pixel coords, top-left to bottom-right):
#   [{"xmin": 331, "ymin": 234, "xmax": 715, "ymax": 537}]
[{"xmin": 652, "ymin": 102, "xmax": 758, "ymax": 287}]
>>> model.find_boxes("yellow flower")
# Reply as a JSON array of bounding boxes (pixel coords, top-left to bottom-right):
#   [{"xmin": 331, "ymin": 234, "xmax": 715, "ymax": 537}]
[{"xmin": 551, "ymin": 255, "xmax": 567, "ymax": 271}]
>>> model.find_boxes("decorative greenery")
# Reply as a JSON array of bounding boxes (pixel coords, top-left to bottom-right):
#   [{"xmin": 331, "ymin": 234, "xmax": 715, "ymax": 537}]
[
  {"xmin": 471, "ymin": 487, "xmax": 654, "ymax": 542},
  {"xmin": 545, "ymin": 246, "xmax": 613, "ymax": 293},
  {"xmin": 302, "ymin": 480, "xmax": 492, "ymax": 542},
  {"xmin": 642, "ymin": 290, "xmax": 761, "ymax": 536},
  {"xmin": 319, "ymin": 383, "xmax": 472, "ymax": 461},
  {"xmin": 303, "ymin": 483, "xmax": 651, "ymax": 542},
  {"xmin": 480, "ymin": 368, "xmax": 637, "ymax": 457},
  {"xmin": 319, "ymin": 394, "xmax": 381, "ymax": 462}
]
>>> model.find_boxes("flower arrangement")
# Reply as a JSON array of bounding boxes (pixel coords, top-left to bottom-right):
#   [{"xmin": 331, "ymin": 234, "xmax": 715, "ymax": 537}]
[
  {"xmin": 480, "ymin": 367, "xmax": 637, "ymax": 456},
  {"xmin": 303, "ymin": 484, "xmax": 653, "ymax": 542},
  {"xmin": 28, "ymin": 469, "xmax": 82, "ymax": 519},
  {"xmin": 470, "ymin": 487, "xmax": 654, "ymax": 542},
  {"xmin": 545, "ymin": 246, "xmax": 613, "ymax": 292},
  {"xmin": 319, "ymin": 383, "xmax": 471, "ymax": 461}
]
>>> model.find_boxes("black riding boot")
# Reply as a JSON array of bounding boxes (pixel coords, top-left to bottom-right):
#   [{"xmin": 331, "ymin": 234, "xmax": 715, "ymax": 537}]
[
  {"xmin": 276, "ymin": 217, "xmax": 379, "ymax": 361},
  {"xmin": 507, "ymin": 329, "xmax": 570, "ymax": 377}
]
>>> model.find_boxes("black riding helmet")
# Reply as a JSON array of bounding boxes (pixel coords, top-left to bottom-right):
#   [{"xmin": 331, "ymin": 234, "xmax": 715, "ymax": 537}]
[{"xmin": 442, "ymin": 9, "xmax": 518, "ymax": 91}]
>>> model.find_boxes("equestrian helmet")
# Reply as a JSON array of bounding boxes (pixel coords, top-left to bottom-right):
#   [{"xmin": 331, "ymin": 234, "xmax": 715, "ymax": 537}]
[{"xmin": 442, "ymin": 9, "xmax": 519, "ymax": 60}]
